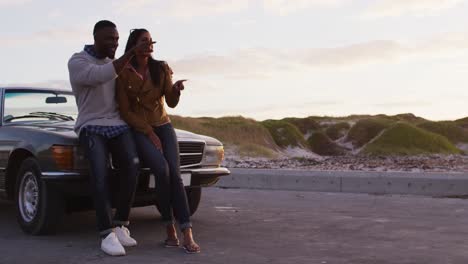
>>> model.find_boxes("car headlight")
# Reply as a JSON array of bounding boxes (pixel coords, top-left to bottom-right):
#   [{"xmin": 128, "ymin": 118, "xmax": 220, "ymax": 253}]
[{"xmin": 202, "ymin": 145, "xmax": 224, "ymax": 166}]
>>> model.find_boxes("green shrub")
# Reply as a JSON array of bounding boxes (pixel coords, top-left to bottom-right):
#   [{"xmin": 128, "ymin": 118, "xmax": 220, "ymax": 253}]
[
  {"xmin": 392, "ymin": 113, "xmax": 427, "ymax": 124},
  {"xmin": 455, "ymin": 117, "xmax": 468, "ymax": 129},
  {"xmin": 282, "ymin": 117, "xmax": 320, "ymax": 134},
  {"xmin": 308, "ymin": 131, "xmax": 346, "ymax": 156},
  {"xmin": 325, "ymin": 122, "xmax": 351, "ymax": 140},
  {"xmin": 362, "ymin": 122, "xmax": 461, "ymax": 155},
  {"xmin": 418, "ymin": 121, "xmax": 468, "ymax": 143},
  {"xmin": 261, "ymin": 120, "xmax": 308, "ymax": 148},
  {"xmin": 346, "ymin": 118, "xmax": 395, "ymax": 147},
  {"xmin": 170, "ymin": 115, "xmax": 279, "ymax": 158}
]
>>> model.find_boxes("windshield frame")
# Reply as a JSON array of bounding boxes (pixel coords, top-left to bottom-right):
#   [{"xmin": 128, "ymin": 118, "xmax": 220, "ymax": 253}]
[{"xmin": 1, "ymin": 88, "xmax": 76, "ymax": 126}]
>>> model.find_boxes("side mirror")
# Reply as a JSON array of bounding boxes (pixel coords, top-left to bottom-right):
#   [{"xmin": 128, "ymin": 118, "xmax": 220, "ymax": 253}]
[{"xmin": 46, "ymin": 96, "xmax": 67, "ymax": 104}]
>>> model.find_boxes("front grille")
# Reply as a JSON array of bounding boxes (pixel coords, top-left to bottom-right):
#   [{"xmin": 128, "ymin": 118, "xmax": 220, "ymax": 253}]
[{"xmin": 179, "ymin": 142, "xmax": 204, "ymax": 167}]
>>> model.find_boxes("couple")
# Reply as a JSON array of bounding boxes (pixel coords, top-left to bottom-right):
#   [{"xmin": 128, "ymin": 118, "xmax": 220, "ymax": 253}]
[{"xmin": 68, "ymin": 20, "xmax": 200, "ymax": 256}]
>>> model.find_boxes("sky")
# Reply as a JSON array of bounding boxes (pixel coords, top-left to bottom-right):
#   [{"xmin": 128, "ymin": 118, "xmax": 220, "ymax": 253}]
[{"xmin": 1, "ymin": 0, "xmax": 468, "ymax": 121}]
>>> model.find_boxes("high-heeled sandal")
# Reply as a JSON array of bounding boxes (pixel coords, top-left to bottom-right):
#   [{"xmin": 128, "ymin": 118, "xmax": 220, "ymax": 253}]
[
  {"xmin": 182, "ymin": 242, "xmax": 201, "ymax": 254},
  {"xmin": 164, "ymin": 238, "xmax": 180, "ymax": 248}
]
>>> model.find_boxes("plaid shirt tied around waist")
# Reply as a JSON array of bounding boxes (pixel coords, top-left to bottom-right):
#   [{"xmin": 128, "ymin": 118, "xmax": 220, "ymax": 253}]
[{"xmin": 83, "ymin": 125, "xmax": 129, "ymax": 138}]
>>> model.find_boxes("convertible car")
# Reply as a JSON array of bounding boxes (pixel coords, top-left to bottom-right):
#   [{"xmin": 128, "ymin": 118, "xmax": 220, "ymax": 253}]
[{"xmin": 0, "ymin": 87, "xmax": 229, "ymax": 235}]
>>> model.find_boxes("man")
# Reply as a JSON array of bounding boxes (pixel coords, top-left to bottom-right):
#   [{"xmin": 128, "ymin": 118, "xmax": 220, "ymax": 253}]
[{"xmin": 68, "ymin": 20, "xmax": 149, "ymax": 256}]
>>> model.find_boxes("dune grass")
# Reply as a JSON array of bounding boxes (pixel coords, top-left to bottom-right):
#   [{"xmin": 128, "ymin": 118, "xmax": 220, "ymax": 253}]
[
  {"xmin": 319, "ymin": 114, "xmax": 373, "ymax": 121},
  {"xmin": 307, "ymin": 131, "xmax": 346, "ymax": 156},
  {"xmin": 346, "ymin": 117, "xmax": 395, "ymax": 147},
  {"xmin": 418, "ymin": 121, "xmax": 468, "ymax": 143},
  {"xmin": 362, "ymin": 122, "xmax": 462, "ymax": 155},
  {"xmin": 170, "ymin": 115, "xmax": 279, "ymax": 157},
  {"xmin": 170, "ymin": 113, "xmax": 466, "ymax": 158},
  {"xmin": 455, "ymin": 117, "xmax": 468, "ymax": 129},
  {"xmin": 392, "ymin": 113, "xmax": 427, "ymax": 124},
  {"xmin": 325, "ymin": 122, "xmax": 351, "ymax": 140},
  {"xmin": 282, "ymin": 117, "xmax": 320, "ymax": 134},
  {"xmin": 261, "ymin": 119, "xmax": 308, "ymax": 148}
]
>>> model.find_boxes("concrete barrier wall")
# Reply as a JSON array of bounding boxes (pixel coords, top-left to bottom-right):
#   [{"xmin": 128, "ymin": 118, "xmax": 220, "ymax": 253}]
[{"xmin": 216, "ymin": 168, "xmax": 468, "ymax": 197}]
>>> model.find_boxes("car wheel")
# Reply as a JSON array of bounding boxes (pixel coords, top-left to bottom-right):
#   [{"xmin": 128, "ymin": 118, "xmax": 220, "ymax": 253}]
[
  {"xmin": 155, "ymin": 187, "xmax": 202, "ymax": 217},
  {"xmin": 15, "ymin": 157, "xmax": 64, "ymax": 235}
]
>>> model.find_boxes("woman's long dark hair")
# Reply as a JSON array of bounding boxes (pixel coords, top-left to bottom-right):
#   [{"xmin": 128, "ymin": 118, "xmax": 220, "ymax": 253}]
[{"xmin": 125, "ymin": 28, "xmax": 163, "ymax": 87}]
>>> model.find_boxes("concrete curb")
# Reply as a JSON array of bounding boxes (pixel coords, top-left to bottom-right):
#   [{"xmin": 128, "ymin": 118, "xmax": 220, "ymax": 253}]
[{"xmin": 216, "ymin": 168, "xmax": 468, "ymax": 197}]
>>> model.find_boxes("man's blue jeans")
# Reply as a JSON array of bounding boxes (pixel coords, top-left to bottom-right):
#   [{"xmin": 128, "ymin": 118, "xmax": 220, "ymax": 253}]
[
  {"xmin": 132, "ymin": 123, "xmax": 192, "ymax": 231},
  {"xmin": 79, "ymin": 129, "xmax": 139, "ymax": 236}
]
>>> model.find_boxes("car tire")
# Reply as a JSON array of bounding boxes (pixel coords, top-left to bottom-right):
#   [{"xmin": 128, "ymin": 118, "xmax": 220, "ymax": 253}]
[
  {"xmin": 15, "ymin": 157, "xmax": 64, "ymax": 235},
  {"xmin": 155, "ymin": 187, "xmax": 202, "ymax": 217}
]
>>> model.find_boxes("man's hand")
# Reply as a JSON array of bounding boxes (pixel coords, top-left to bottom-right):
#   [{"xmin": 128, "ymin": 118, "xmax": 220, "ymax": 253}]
[
  {"xmin": 131, "ymin": 41, "xmax": 155, "ymax": 56},
  {"xmin": 173, "ymin": 79, "xmax": 187, "ymax": 92},
  {"xmin": 148, "ymin": 131, "xmax": 163, "ymax": 153},
  {"xmin": 113, "ymin": 41, "xmax": 155, "ymax": 74}
]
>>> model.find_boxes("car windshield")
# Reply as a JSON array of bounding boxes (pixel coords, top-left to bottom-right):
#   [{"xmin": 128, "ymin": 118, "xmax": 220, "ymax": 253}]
[{"xmin": 4, "ymin": 90, "xmax": 77, "ymax": 123}]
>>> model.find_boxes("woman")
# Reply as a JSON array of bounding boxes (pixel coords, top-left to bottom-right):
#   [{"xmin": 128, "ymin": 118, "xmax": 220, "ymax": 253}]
[{"xmin": 116, "ymin": 28, "xmax": 200, "ymax": 254}]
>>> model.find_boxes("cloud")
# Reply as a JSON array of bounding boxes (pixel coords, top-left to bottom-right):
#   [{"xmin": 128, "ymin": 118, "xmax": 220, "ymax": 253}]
[
  {"xmin": 0, "ymin": 0, "xmax": 32, "ymax": 7},
  {"xmin": 306, "ymin": 32, "xmax": 468, "ymax": 65},
  {"xmin": 171, "ymin": 31, "xmax": 468, "ymax": 79},
  {"xmin": 0, "ymin": 28, "xmax": 89, "ymax": 47},
  {"xmin": 112, "ymin": 0, "xmax": 155, "ymax": 15},
  {"xmin": 183, "ymin": 99, "xmax": 340, "ymax": 119},
  {"xmin": 112, "ymin": 0, "xmax": 350, "ymax": 18},
  {"xmin": 47, "ymin": 8, "xmax": 64, "ymax": 19},
  {"xmin": 372, "ymin": 101, "xmax": 432, "ymax": 108},
  {"xmin": 168, "ymin": 0, "xmax": 250, "ymax": 18},
  {"xmin": 263, "ymin": 0, "xmax": 349, "ymax": 15},
  {"xmin": 112, "ymin": 0, "xmax": 249, "ymax": 17},
  {"xmin": 111, "ymin": 0, "xmax": 468, "ymax": 20},
  {"xmin": 362, "ymin": 0, "xmax": 467, "ymax": 18},
  {"xmin": 171, "ymin": 49, "xmax": 284, "ymax": 78},
  {"xmin": 231, "ymin": 19, "xmax": 257, "ymax": 28},
  {"xmin": 297, "ymin": 40, "xmax": 405, "ymax": 67}
]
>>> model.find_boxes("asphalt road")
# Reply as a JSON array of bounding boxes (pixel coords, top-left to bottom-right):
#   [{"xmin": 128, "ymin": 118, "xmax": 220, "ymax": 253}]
[{"xmin": 1, "ymin": 187, "xmax": 468, "ymax": 264}]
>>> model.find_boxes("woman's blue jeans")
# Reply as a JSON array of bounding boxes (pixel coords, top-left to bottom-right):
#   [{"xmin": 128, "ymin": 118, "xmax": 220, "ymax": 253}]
[{"xmin": 132, "ymin": 123, "xmax": 192, "ymax": 231}]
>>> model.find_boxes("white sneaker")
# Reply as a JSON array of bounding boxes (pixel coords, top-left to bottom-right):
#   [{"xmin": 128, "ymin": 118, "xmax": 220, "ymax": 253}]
[
  {"xmin": 101, "ymin": 232, "xmax": 126, "ymax": 256},
  {"xmin": 115, "ymin": 226, "xmax": 138, "ymax": 247}
]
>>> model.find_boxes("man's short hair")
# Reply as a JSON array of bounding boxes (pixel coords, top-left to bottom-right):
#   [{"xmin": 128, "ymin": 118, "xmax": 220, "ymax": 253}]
[{"xmin": 93, "ymin": 20, "xmax": 116, "ymax": 35}]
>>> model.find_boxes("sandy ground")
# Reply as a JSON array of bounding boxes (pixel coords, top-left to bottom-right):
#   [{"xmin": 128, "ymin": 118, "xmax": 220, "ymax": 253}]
[{"xmin": 224, "ymin": 154, "xmax": 468, "ymax": 173}]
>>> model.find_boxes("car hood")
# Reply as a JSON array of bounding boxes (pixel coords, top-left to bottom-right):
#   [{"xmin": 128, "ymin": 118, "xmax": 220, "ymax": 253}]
[
  {"xmin": 7, "ymin": 121, "xmax": 77, "ymax": 139},
  {"xmin": 10, "ymin": 121, "xmax": 223, "ymax": 145},
  {"xmin": 174, "ymin": 129, "xmax": 222, "ymax": 146}
]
